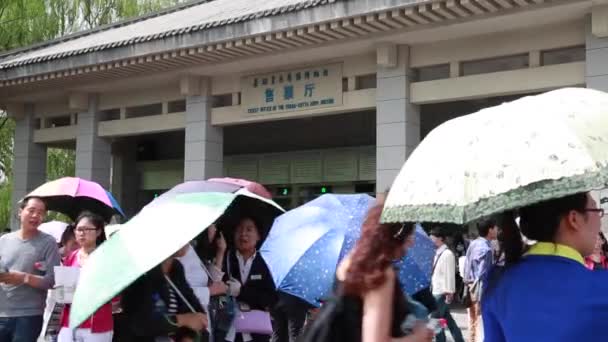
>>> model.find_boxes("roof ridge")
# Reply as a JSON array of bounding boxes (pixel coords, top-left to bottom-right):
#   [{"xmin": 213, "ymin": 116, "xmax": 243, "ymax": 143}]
[{"xmin": 0, "ymin": 0, "xmax": 213, "ymax": 61}]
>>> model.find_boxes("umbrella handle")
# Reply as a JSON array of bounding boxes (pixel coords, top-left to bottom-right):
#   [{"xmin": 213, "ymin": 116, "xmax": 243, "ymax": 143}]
[{"xmin": 164, "ymin": 275, "xmax": 197, "ymax": 313}]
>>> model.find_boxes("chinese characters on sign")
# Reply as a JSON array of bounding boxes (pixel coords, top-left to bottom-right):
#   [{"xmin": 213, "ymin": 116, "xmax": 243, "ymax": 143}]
[{"xmin": 241, "ymin": 64, "xmax": 343, "ymax": 115}]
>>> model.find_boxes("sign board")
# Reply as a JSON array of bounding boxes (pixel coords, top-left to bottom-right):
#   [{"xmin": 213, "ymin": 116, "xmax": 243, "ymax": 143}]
[{"xmin": 241, "ymin": 63, "xmax": 343, "ymax": 115}]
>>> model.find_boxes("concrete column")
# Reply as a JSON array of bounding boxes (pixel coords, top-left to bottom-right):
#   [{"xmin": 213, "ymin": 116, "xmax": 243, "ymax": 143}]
[
  {"xmin": 11, "ymin": 104, "xmax": 47, "ymax": 230},
  {"xmin": 587, "ymin": 9, "xmax": 608, "ymax": 231},
  {"xmin": 183, "ymin": 77, "xmax": 223, "ymax": 181},
  {"xmin": 111, "ymin": 139, "xmax": 138, "ymax": 219},
  {"xmin": 587, "ymin": 11, "xmax": 608, "ymax": 92},
  {"xmin": 75, "ymin": 94, "xmax": 112, "ymax": 189},
  {"xmin": 376, "ymin": 44, "xmax": 421, "ymax": 193}
]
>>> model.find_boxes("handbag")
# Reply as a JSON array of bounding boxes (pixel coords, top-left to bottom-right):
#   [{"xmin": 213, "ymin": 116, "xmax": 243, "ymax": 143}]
[
  {"xmin": 234, "ymin": 309, "xmax": 273, "ymax": 335},
  {"xmin": 206, "ymin": 254, "xmax": 236, "ymax": 332},
  {"xmin": 461, "ymin": 279, "xmax": 481, "ymax": 307}
]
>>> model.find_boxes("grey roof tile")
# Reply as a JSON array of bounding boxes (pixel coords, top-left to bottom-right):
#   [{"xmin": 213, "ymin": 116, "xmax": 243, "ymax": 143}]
[{"xmin": 0, "ymin": 0, "xmax": 339, "ymax": 70}]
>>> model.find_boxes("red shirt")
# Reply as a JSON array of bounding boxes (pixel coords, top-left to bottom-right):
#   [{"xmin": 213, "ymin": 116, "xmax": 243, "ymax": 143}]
[
  {"xmin": 59, "ymin": 249, "xmax": 115, "ymax": 332},
  {"xmin": 584, "ymin": 255, "xmax": 608, "ymax": 270}
]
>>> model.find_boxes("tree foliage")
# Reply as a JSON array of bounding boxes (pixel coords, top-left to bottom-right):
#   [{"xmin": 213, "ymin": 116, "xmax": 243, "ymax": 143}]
[
  {"xmin": 0, "ymin": 0, "xmax": 187, "ymax": 229},
  {"xmin": 0, "ymin": 0, "xmax": 185, "ymax": 52}
]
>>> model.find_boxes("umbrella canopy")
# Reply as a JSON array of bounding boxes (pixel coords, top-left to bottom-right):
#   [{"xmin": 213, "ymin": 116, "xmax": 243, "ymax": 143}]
[
  {"xmin": 69, "ymin": 190, "xmax": 281, "ymax": 328},
  {"xmin": 146, "ymin": 180, "xmax": 281, "ymax": 243},
  {"xmin": 26, "ymin": 177, "xmax": 124, "ymax": 222},
  {"xmin": 382, "ymin": 88, "xmax": 608, "ymax": 224},
  {"xmin": 208, "ymin": 177, "xmax": 273, "ymax": 199},
  {"xmin": 260, "ymin": 194, "xmax": 374, "ymax": 307},
  {"xmin": 394, "ymin": 225, "xmax": 435, "ymax": 295},
  {"xmin": 38, "ymin": 221, "xmax": 69, "ymax": 243},
  {"xmin": 147, "ymin": 178, "xmax": 272, "ymax": 206}
]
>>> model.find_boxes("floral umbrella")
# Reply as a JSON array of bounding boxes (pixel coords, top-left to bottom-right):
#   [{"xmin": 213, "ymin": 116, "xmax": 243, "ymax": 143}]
[{"xmin": 382, "ymin": 88, "xmax": 608, "ymax": 224}]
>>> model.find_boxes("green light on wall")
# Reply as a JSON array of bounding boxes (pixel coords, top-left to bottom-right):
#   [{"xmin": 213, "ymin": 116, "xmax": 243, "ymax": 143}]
[{"xmin": 320, "ymin": 186, "xmax": 328, "ymax": 194}]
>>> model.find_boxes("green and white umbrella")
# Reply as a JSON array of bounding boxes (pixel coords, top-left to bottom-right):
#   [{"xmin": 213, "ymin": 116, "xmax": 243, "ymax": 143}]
[
  {"xmin": 69, "ymin": 190, "xmax": 283, "ymax": 328},
  {"xmin": 381, "ymin": 87, "xmax": 608, "ymax": 224}
]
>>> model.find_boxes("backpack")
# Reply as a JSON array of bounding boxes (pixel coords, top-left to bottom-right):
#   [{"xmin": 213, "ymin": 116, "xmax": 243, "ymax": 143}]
[{"xmin": 298, "ymin": 292, "xmax": 361, "ymax": 342}]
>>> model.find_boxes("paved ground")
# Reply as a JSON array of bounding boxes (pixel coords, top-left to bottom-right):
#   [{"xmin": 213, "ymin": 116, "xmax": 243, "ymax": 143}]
[{"xmin": 447, "ymin": 307, "xmax": 470, "ymax": 342}]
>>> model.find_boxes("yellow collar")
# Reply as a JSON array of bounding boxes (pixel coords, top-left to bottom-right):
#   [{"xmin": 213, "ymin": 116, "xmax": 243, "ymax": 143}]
[{"xmin": 526, "ymin": 242, "xmax": 584, "ymax": 265}]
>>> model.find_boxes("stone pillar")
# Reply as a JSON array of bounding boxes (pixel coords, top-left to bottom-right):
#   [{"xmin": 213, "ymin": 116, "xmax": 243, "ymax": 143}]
[
  {"xmin": 111, "ymin": 138, "xmax": 138, "ymax": 219},
  {"xmin": 75, "ymin": 94, "xmax": 112, "ymax": 189},
  {"xmin": 183, "ymin": 76, "xmax": 223, "ymax": 181},
  {"xmin": 587, "ymin": 10, "xmax": 608, "ymax": 92},
  {"xmin": 587, "ymin": 9, "xmax": 608, "ymax": 232},
  {"xmin": 11, "ymin": 104, "xmax": 47, "ymax": 230},
  {"xmin": 375, "ymin": 44, "xmax": 421, "ymax": 193}
]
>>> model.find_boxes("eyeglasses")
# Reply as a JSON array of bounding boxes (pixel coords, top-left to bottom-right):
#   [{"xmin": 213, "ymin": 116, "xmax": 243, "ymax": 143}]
[
  {"xmin": 75, "ymin": 227, "xmax": 98, "ymax": 233},
  {"xmin": 582, "ymin": 208, "xmax": 605, "ymax": 218}
]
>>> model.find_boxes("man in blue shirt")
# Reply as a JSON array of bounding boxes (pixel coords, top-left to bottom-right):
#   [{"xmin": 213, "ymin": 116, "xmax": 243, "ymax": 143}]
[{"xmin": 463, "ymin": 217, "xmax": 498, "ymax": 342}]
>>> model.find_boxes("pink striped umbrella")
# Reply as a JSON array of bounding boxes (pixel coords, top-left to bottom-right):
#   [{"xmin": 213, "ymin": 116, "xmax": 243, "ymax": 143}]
[{"xmin": 26, "ymin": 177, "xmax": 124, "ymax": 222}]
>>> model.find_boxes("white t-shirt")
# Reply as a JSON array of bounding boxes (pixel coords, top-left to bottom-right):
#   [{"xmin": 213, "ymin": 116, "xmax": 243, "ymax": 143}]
[{"xmin": 177, "ymin": 245, "xmax": 210, "ymax": 311}]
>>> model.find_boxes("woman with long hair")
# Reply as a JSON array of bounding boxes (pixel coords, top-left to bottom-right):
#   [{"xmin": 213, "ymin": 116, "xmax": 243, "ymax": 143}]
[
  {"xmin": 482, "ymin": 192, "xmax": 608, "ymax": 341},
  {"xmin": 335, "ymin": 201, "xmax": 433, "ymax": 342},
  {"xmin": 121, "ymin": 244, "xmax": 209, "ymax": 342},
  {"xmin": 58, "ymin": 212, "xmax": 113, "ymax": 342}
]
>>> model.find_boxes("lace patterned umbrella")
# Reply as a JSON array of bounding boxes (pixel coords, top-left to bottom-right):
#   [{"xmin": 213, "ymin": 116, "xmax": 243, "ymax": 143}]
[{"xmin": 382, "ymin": 88, "xmax": 608, "ymax": 224}]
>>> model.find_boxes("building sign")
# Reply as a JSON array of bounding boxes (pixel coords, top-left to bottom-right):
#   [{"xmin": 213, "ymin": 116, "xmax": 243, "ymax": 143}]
[{"xmin": 241, "ymin": 63, "xmax": 343, "ymax": 115}]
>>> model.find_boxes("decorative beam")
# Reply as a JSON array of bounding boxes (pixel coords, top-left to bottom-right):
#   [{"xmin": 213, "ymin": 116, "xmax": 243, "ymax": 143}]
[
  {"xmin": 330, "ymin": 21, "xmax": 359, "ymax": 37},
  {"xmin": 432, "ymin": 3, "xmax": 458, "ymax": 20},
  {"xmin": 286, "ymin": 30, "xmax": 314, "ymax": 46},
  {"xmin": 418, "ymin": 4, "xmax": 444, "ymax": 22},
  {"xmin": 513, "ymin": 0, "xmax": 532, "ymax": 6},
  {"xmin": 476, "ymin": 0, "xmax": 499, "ymax": 12},
  {"xmin": 365, "ymin": 14, "xmax": 394, "ymax": 31},
  {"xmin": 460, "ymin": 0, "xmax": 486, "ymax": 15},
  {"xmin": 319, "ymin": 23, "xmax": 347, "ymax": 39},
  {"xmin": 494, "ymin": 0, "xmax": 515, "ymax": 9},
  {"xmin": 342, "ymin": 18, "xmax": 370, "ymax": 35},
  {"xmin": 446, "ymin": 0, "xmax": 472, "ymax": 16},
  {"xmin": 307, "ymin": 26, "xmax": 336, "ymax": 42},
  {"xmin": 390, "ymin": 9, "xmax": 418, "ymax": 26},
  {"xmin": 297, "ymin": 28, "xmax": 324, "ymax": 43},
  {"xmin": 404, "ymin": 8, "xmax": 431, "ymax": 25},
  {"xmin": 378, "ymin": 12, "xmax": 408, "ymax": 28},
  {"xmin": 272, "ymin": 32, "xmax": 301, "ymax": 48}
]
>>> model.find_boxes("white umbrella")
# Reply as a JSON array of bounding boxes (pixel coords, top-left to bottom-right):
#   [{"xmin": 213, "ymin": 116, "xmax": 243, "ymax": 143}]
[
  {"xmin": 382, "ymin": 87, "xmax": 608, "ymax": 224},
  {"xmin": 39, "ymin": 221, "xmax": 69, "ymax": 243},
  {"xmin": 104, "ymin": 224, "xmax": 121, "ymax": 239}
]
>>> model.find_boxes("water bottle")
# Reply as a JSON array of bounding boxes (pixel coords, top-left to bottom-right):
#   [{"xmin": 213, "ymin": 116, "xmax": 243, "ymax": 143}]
[
  {"xmin": 402, "ymin": 315, "xmax": 447, "ymax": 337},
  {"xmin": 427, "ymin": 318, "xmax": 448, "ymax": 335}
]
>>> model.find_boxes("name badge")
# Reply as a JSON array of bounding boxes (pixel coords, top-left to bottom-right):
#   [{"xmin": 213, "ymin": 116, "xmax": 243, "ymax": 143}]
[{"xmin": 250, "ymin": 274, "xmax": 262, "ymax": 280}]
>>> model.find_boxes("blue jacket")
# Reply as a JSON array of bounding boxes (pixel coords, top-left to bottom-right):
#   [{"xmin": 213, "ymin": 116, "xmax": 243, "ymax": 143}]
[{"xmin": 482, "ymin": 243, "xmax": 608, "ymax": 341}]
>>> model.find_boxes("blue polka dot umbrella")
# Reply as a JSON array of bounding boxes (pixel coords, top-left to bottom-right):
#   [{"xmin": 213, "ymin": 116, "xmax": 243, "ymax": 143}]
[{"xmin": 260, "ymin": 194, "xmax": 434, "ymax": 307}]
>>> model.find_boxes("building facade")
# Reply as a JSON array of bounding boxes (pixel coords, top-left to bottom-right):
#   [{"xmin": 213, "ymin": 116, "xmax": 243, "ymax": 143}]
[{"xmin": 0, "ymin": 0, "xmax": 606, "ymax": 225}]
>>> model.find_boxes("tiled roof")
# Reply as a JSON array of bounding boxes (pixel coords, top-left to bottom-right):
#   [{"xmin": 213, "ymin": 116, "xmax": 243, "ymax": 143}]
[{"xmin": 0, "ymin": 0, "xmax": 338, "ymax": 70}]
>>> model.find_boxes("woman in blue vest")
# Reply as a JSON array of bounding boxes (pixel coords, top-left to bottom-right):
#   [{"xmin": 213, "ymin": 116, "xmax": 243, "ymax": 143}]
[{"xmin": 482, "ymin": 191, "xmax": 608, "ymax": 341}]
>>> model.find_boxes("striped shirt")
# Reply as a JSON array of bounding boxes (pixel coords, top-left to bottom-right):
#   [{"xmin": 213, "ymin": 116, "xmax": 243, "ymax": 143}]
[{"xmin": 167, "ymin": 284, "xmax": 178, "ymax": 315}]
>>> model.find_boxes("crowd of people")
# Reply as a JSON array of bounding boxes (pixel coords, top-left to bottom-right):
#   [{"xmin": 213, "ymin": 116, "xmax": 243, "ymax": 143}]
[
  {"xmin": 0, "ymin": 196, "xmax": 318, "ymax": 342},
  {"xmin": 3, "ymin": 189, "xmax": 608, "ymax": 342}
]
